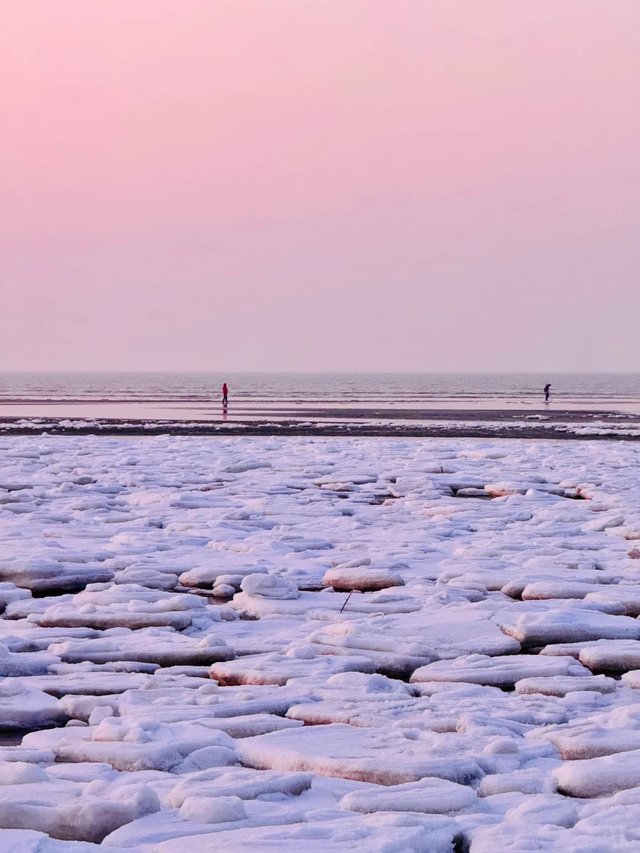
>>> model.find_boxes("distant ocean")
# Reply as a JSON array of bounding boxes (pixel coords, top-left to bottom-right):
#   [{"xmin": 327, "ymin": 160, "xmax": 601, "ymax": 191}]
[{"xmin": 1, "ymin": 372, "xmax": 640, "ymax": 408}]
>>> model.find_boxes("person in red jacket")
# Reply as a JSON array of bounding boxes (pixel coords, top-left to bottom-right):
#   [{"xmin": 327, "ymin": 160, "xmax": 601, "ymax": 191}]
[{"xmin": 222, "ymin": 382, "xmax": 228, "ymax": 407}]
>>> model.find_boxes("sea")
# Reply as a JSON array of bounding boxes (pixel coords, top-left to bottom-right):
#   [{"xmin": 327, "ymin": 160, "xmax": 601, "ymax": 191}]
[{"xmin": 1, "ymin": 372, "xmax": 640, "ymax": 423}]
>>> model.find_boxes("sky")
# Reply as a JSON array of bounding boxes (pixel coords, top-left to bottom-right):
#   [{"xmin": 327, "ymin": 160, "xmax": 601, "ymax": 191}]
[{"xmin": 1, "ymin": 0, "xmax": 639, "ymax": 373}]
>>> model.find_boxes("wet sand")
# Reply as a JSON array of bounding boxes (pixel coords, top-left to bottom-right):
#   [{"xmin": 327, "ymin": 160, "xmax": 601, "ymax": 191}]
[{"xmin": 1, "ymin": 407, "xmax": 639, "ymax": 440}]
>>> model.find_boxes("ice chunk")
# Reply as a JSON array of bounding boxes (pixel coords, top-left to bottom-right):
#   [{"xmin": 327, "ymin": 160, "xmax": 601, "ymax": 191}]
[
  {"xmin": 554, "ymin": 749, "xmax": 640, "ymax": 797},
  {"xmin": 515, "ymin": 674, "xmax": 616, "ymax": 696},
  {"xmin": 240, "ymin": 574, "xmax": 300, "ymax": 600},
  {"xmin": 578, "ymin": 640, "xmax": 640, "ymax": 673},
  {"xmin": 340, "ymin": 776, "xmax": 477, "ymax": 814},
  {"xmin": 178, "ymin": 795, "xmax": 247, "ymax": 824},
  {"xmin": 0, "ymin": 643, "xmax": 60, "ymax": 676},
  {"xmin": 0, "ymin": 679, "xmax": 66, "ymax": 729},
  {"xmin": 497, "ymin": 607, "xmax": 640, "ymax": 646},
  {"xmin": 322, "ymin": 566, "xmax": 404, "ymax": 592},
  {"xmin": 210, "ymin": 652, "xmax": 374, "ymax": 686},
  {"xmin": 411, "ymin": 654, "xmax": 589, "ymax": 688},
  {"xmin": 237, "ymin": 723, "xmax": 483, "ymax": 785}
]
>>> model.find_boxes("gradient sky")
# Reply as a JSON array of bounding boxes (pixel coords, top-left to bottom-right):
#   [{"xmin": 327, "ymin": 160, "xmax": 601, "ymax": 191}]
[{"xmin": 2, "ymin": 0, "xmax": 639, "ymax": 372}]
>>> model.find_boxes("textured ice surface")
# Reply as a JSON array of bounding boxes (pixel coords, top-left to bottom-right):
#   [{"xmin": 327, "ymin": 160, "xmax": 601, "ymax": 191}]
[
  {"xmin": 3, "ymin": 435, "xmax": 640, "ymax": 847},
  {"xmin": 0, "ymin": 680, "xmax": 66, "ymax": 730},
  {"xmin": 411, "ymin": 654, "xmax": 590, "ymax": 687}
]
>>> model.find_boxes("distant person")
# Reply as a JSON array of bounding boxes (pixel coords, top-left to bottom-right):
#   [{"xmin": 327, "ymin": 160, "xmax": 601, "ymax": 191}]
[
  {"xmin": 222, "ymin": 382, "xmax": 228, "ymax": 407},
  {"xmin": 544, "ymin": 383, "xmax": 551, "ymax": 402}
]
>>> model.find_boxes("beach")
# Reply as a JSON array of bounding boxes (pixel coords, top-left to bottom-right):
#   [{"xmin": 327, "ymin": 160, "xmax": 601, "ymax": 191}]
[
  {"xmin": 5, "ymin": 0, "xmax": 640, "ymax": 845},
  {"xmin": 1, "ymin": 407, "xmax": 640, "ymax": 441},
  {"xmin": 2, "ymin": 372, "xmax": 640, "ymax": 441}
]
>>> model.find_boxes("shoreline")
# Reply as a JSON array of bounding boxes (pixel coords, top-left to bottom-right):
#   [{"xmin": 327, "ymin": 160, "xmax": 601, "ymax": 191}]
[{"xmin": 1, "ymin": 407, "xmax": 639, "ymax": 441}]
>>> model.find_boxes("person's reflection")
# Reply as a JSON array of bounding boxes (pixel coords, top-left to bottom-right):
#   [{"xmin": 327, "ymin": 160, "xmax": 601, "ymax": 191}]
[{"xmin": 222, "ymin": 403, "xmax": 228, "ymax": 422}]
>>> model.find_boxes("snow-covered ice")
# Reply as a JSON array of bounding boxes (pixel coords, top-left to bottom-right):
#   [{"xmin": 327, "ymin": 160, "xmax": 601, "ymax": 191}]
[{"xmin": 3, "ymin": 434, "xmax": 640, "ymax": 848}]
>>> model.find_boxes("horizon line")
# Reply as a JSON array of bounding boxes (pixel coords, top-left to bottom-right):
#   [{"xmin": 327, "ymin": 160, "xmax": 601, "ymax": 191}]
[{"xmin": 2, "ymin": 369, "xmax": 640, "ymax": 377}]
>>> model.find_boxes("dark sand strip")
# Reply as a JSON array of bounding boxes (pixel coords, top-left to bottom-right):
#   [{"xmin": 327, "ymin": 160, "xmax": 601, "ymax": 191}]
[{"xmin": 0, "ymin": 409, "xmax": 638, "ymax": 441}]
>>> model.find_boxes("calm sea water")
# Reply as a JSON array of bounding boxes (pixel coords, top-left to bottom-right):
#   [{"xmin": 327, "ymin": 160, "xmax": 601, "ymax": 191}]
[
  {"xmin": 0, "ymin": 373, "xmax": 640, "ymax": 404},
  {"xmin": 1, "ymin": 372, "xmax": 640, "ymax": 407}
]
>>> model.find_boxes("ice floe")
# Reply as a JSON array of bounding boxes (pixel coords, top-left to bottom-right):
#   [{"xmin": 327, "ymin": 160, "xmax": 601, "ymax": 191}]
[{"xmin": 2, "ymin": 434, "xmax": 640, "ymax": 848}]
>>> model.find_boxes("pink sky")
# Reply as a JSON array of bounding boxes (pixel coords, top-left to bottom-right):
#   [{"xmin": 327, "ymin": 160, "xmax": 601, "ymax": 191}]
[{"xmin": 1, "ymin": 0, "xmax": 639, "ymax": 372}]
